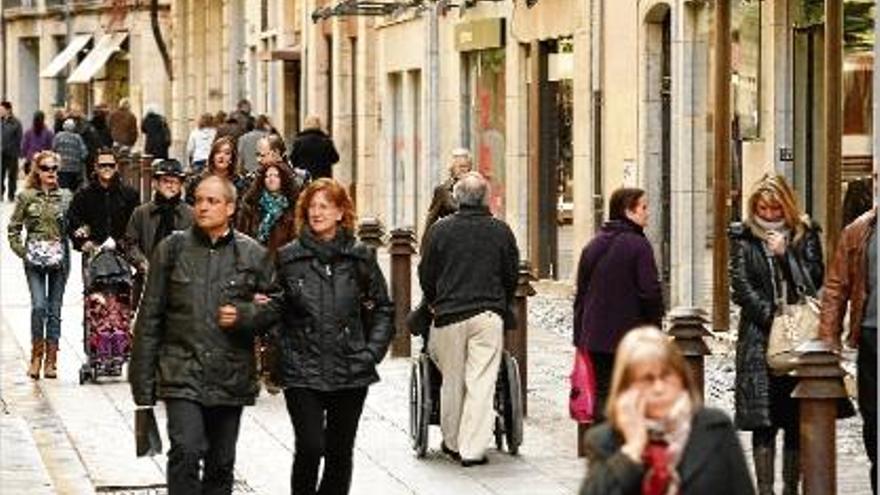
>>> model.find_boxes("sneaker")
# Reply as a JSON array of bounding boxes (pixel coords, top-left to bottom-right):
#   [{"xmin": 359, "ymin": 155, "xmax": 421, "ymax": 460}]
[
  {"xmin": 460, "ymin": 457, "xmax": 488, "ymax": 467},
  {"xmin": 441, "ymin": 442, "xmax": 461, "ymax": 461}
]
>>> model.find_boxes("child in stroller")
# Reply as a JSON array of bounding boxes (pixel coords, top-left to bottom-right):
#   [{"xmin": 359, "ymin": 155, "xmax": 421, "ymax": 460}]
[{"xmin": 80, "ymin": 243, "xmax": 134, "ymax": 384}]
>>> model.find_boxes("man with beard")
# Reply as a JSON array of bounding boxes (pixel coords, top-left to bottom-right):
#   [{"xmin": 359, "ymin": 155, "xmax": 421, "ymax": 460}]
[{"xmin": 126, "ymin": 159, "xmax": 193, "ymax": 307}]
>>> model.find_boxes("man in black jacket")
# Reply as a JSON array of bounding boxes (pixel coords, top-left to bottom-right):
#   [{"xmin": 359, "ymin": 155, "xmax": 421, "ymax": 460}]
[
  {"xmin": 289, "ymin": 115, "xmax": 339, "ymax": 179},
  {"xmin": 129, "ymin": 176, "xmax": 276, "ymax": 495},
  {"xmin": 418, "ymin": 171, "xmax": 519, "ymax": 467},
  {"xmin": 67, "ymin": 149, "xmax": 140, "ymax": 255},
  {"xmin": 0, "ymin": 101, "xmax": 23, "ymax": 201}
]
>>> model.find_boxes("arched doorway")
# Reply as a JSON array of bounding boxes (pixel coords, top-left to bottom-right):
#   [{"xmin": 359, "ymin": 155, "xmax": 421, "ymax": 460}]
[{"xmin": 642, "ymin": 3, "xmax": 673, "ymax": 300}]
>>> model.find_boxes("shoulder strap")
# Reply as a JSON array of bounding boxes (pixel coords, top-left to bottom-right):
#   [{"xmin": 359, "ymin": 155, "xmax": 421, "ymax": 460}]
[{"xmin": 163, "ymin": 231, "xmax": 187, "ymax": 276}]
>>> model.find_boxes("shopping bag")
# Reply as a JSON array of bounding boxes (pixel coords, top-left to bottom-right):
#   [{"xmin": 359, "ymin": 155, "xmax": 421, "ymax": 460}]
[
  {"xmin": 135, "ymin": 407, "xmax": 163, "ymax": 457},
  {"xmin": 569, "ymin": 348, "xmax": 596, "ymax": 424}
]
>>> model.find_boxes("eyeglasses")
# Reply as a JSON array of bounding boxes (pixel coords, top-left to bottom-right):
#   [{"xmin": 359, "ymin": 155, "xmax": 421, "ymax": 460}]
[
  {"xmin": 38, "ymin": 165, "xmax": 59, "ymax": 173},
  {"xmin": 97, "ymin": 162, "xmax": 117, "ymax": 169}
]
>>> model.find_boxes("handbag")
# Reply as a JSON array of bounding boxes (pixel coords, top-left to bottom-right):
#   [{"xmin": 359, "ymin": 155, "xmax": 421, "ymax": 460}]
[
  {"xmin": 766, "ymin": 254, "xmax": 820, "ymax": 373},
  {"xmin": 569, "ymin": 348, "xmax": 597, "ymax": 424},
  {"xmin": 25, "ymin": 239, "xmax": 64, "ymax": 270}
]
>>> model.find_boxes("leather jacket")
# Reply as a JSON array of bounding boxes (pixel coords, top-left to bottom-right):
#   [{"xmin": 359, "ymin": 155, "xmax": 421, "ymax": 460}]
[{"xmin": 820, "ymin": 208, "xmax": 877, "ymax": 347}]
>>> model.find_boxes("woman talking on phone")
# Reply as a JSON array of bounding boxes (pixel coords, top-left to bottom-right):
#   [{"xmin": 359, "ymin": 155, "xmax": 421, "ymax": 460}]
[
  {"xmin": 728, "ymin": 174, "xmax": 823, "ymax": 495},
  {"xmin": 580, "ymin": 327, "xmax": 753, "ymax": 495}
]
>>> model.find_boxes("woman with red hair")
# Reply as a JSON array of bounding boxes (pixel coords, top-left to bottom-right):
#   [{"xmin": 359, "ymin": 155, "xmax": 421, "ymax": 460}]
[{"xmin": 270, "ymin": 178, "xmax": 394, "ymax": 495}]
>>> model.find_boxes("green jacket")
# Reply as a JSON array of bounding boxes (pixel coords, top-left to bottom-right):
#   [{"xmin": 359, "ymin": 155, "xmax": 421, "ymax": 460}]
[
  {"xmin": 7, "ymin": 187, "xmax": 73, "ymax": 259},
  {"xmin": 129, "ymin": 227, "xmax": 277, "ymax": 407}
]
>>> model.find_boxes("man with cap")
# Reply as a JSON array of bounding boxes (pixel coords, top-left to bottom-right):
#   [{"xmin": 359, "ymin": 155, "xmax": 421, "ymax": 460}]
[{"xmin": 127, "ymin": 158, "xmax": 193, "ymax": 275}]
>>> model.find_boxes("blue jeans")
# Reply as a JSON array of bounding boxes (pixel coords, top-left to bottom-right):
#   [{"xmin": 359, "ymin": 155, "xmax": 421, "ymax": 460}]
[{"xmin": 25, "ymin": 264, "xmax": 69, "ymax": 343}]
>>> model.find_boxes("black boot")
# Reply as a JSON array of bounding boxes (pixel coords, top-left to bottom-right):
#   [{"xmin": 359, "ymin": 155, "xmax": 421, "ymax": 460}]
[
  {"xmin": 753, "ymin": 443, "xmax": 776, "ymax": 495},
  {"xmin": 782, "ymin": 448, "xmax": 799, "ymax": 495}
]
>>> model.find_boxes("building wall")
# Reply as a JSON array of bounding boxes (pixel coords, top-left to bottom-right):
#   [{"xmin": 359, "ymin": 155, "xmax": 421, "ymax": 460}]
[{"xmin": 2, "ymin": 1, "xmax": 171, "ymax": 144}]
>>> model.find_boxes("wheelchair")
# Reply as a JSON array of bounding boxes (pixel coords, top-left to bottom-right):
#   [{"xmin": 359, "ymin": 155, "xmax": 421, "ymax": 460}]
[{"xmin": 409, "ymin": 345, "xmax": 524, "ymax": 458}]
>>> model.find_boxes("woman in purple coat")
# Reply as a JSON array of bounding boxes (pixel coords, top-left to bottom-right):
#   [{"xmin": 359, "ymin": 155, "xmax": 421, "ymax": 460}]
[
  {"xmin": 20, "ymin": 111, "xmax": 54, "ymax": 175},
  {"xmin": 573, "ymin": 187, "xmax": 664, "ymax": 422}
]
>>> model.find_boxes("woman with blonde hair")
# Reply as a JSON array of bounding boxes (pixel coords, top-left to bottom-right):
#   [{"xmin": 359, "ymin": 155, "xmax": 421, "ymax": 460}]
[
  {"xmin": 7, "ymin": 151, "xmax": 73, "ymax": 379},
  {"xmin": 270, "ymin": 178, "xmax": 393, "ymax": 494},
  {"xmin": 581, "ymin": 327, "xmax": 753, "ymax": 495},
  {"xmin": 729, "ymin": 173, "xmax": 824, "ymax": 494}
]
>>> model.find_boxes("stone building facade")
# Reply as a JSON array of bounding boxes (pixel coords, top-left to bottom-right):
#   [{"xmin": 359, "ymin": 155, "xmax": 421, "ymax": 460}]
[{"xmin": 1, "ymin": 0, "xmax": 172, "ymax": 145}]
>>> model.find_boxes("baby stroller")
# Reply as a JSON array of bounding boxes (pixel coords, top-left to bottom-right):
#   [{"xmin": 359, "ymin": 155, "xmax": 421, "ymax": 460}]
[
  {"xmin": 79, "ymin": 246, "xmax": 134, "ymax": 384},
  {"xmin": 409, "ymin": 327, "xmax": 524, "ymax": 458}
]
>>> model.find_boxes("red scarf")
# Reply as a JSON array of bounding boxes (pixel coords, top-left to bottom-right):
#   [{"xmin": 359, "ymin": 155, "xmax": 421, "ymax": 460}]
[{"xmin": 642, "ymin": 440, "xmax": 674, "ymax": 495}]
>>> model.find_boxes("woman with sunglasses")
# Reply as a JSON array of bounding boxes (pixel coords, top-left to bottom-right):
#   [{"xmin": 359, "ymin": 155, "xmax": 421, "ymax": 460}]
[{"xmin": 8, "ymin": 151, "xmax": 73, "ymax": 379}]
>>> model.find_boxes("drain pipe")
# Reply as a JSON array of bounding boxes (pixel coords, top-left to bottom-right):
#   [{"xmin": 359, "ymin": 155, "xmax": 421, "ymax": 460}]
[
  {"xmin": 427, "ymin": 2, "xmax": 440, "ymax": 188},
  {"xmin": 590, "ymin": 0, "xmax": 603, "ymax": 231}
]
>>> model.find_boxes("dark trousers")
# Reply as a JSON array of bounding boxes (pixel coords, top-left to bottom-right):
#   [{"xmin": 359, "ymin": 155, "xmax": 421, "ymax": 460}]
[
  {"xmin": 859, "ymin": 327, "xmax": 877, "ymax": 494},
  {"xmin": 164, "ymin": 399, "xmax": 243, "ymax": 495},
  {"xmin": 1, "ymin": 154, "xmax": 18, "ymax": 199},
  {"xmin": 588, "ymin": 351, "xmax": 614, "ymax": 423},
  {"xmin": 285, "ymin": 387, "xmax": 368, "ymax": 495}
]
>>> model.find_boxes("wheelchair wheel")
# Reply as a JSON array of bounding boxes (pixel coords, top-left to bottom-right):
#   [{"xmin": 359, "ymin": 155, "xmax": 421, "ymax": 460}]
[
  {"xmin": 500, "ymin": 352, "xmax": 523, "ymax": 455},
  {"xmin": 409, "ymin": 356, "xmax": 431, "ymax": 458}
]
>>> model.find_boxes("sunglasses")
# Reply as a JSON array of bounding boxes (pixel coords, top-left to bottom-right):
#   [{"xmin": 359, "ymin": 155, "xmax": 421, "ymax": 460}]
[
  {"xmin": 97, "ymin": 162, "xmax": 117, "ymax": 169},
  {"xmin": 38, "ymin": 165, "xmax": 59, "ymax": 173}
]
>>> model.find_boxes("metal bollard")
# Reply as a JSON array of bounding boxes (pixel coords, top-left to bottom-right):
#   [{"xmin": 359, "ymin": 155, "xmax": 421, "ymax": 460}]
[
  {"xmin": 506, "ymin": 260, "xmax": 535, "ymax": 416},
  {"xmin": 790, "ymin": 340, "xmax": 848, "ymax": 495},
  {"xmin": 389, "ymin": 228, "xmax": 417, "ymax": 358},
  {"xmin": 667, "ymin": 307, "xmax": 712, "ymax": 401},
  {"xmin": 357, "ymin": 217, "xmax": 386, "ymax": 249}
]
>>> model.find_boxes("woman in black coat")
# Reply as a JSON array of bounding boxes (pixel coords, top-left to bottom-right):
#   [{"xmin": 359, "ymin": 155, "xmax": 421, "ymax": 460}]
[
  {"xmin": 728, "ymin": 173, "xmax": 823, "ymax": 495},
  {"xmin": 581, "ymin": 327, "xmax": 754, "ymax": 495},
  {"xmin": 271, "ymin": 178, "xmax": 393, "ymax": 495}
]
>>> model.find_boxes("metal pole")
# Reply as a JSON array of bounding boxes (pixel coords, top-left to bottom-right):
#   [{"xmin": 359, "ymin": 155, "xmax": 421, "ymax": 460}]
[
  {"xmin": 824, "ymin": 0, "xmax": 843, "ymax": 263},
  {"xmin": 712, "ymin": 0, "xmax": 731, "ymax": 332},
  {"xmin": 389, "ymin": 228, "xmax": 416, "ymax": 358},
  {"xmin": 667, "ymin": 307, "xmax": 712, "ymax": 400},
  {"xmin": 791, "ymin": 341, "xmax": 848, "ymax": 495}
]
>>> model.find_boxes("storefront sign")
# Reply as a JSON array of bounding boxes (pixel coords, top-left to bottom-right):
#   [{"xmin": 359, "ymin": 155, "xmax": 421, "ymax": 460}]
[{"xmin": 455, "ymin": 18, "xmax": 505, "ymax": 52}]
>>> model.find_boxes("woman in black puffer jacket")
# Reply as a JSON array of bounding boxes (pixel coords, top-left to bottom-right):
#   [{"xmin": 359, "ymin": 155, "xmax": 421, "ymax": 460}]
[
  {"xmin": 728, "ymin": 173, "xmax": 823, "ymax": 495},
  {"xmin": 271, "ymin": 178, "xmax": 393, "ymax": 495}
]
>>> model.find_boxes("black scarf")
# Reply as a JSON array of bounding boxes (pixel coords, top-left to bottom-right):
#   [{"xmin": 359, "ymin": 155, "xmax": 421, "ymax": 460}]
[
  {"xmin": 299, "ymin": 227, "xmax": 354, "ymax": 265},
  {"xmin": 152, "ymin": 193, "xmax": 182, "ymax": 248}
]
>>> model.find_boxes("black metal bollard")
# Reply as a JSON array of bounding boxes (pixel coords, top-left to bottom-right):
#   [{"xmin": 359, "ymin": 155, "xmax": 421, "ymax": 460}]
[
  {"xmin": 667, "ymin": 307, "xmax": 712, "ymax": 401},
  {"xmin": 505, "ymin": 260, "xmax": 535, "ymax": 416},
  {"xmin": 357, "ymin": 217, "xmax": 386, "ymax": 250},
  {"xmin": 790, "ymin": 340, "xmax": 848, "ymax": 495},
  {"xmin": 389, "ymin": 228, "xmax": 416, "ymax": 358}
]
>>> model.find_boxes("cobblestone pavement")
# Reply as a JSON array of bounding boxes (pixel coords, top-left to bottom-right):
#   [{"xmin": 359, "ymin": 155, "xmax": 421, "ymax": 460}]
[{"xmin": 0, "ymin": 202, "xmax": 873, "ymax": 494}]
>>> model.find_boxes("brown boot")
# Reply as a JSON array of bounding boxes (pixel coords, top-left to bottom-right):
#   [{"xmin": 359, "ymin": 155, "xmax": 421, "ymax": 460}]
[
  {"xmin": 44, "ymin": 341, "xmax": 58, "ymax": 379},
  {"xmin": 28, "ymin": 339, "xmax": 44, "ymax": 379}
]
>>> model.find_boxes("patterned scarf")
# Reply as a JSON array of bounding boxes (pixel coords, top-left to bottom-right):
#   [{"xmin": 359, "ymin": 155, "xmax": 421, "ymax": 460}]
[
  {"xmin": 641, "ymin": 394, "xmax": 694, "ymax": 495},
  {"xmin": 257, "ymin": 190, "xmax": 289, "ymax": 243}
]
